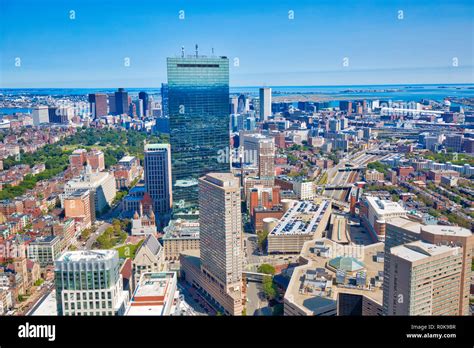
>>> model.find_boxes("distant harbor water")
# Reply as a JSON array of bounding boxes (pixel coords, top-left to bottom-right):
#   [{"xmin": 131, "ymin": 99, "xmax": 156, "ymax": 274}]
[
  {"xmin": 0, "ymin": 107, "xmax": 31, "ymax": 115},
  {"xmin": 1, "ymin": 84, "xmax": 473, "ymax": 116}
]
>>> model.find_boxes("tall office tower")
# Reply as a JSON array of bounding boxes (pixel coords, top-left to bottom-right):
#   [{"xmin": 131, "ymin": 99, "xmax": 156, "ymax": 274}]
[
  {"xmin": 64, "ymin": 166, "xmax": 117, "ymax": 213},
  {"xmin": 144, "ymin": 144, "xmax": 172, "ymax": 226},
  {"xmin": 138, "ymin": 91, "xmax": 149, "ymax": 117},
  {"xmin": 167, "ymin": 53, "xmax": 230, "ymax": 209},
  {"xmin": 363, "ymin": 127, "xmax": 372, "ymax": 141},
  {"xmin": 383, "ymin": 218, "xmax": 473, "ymax": 315},
  {"xmin": 199, "ymin": 173, "xmax": 243, "ymax": 290},
  {"xmin": 340, "ymin": 117, "xmax": 348, "ymax": 130},
  {"xmin": 329, "ymin": 118, "xmax": 341, "ymax": 132},
  {"xmin": 114, "ymin": 88, "xmax": 129, "ymax": 115},
  {"xmin": 129, "ymin": 103, "xmax": 137, "ymax": 117},
  {"xmin": 48, "ymin": 107, "xmax": 58, "ymax": 123},
  {"xmin": 64, "ymin": 188, "xmax": 96, "ymax": 229},
  {"xmin": 444, "ymin": 134, "xmax": 463, "ymax": 152},
  {"xmin": 161, "ymin": 83, "xmax": 169, "ymax": 117},
  {"xmin": 134, "ymin": 99, "xmax": 144, "ymax": 118},
  {"xmin": 242, "ymin": 133, "xmax": 275, "ymax": 180},
  {"xmin": 463, "ymin": 138, "xmax": 474, "ymax": 154},
  {"xmin": 339, "ymin": 101, "xmax": 353, "ymax": 115},
  {"xmin": 245, "ymin": 116, "xmax": 257, "ymax": 131},
  {"xmin": 229, "ymin": 96, "xmax": 238, "ymax": 114},
  {"xmin": 382, "ymin": 218, "xmax": 421, "ymax": 315},
  {"xmin": 424, "ymin": 135, "xmax": 440, "ymax": 151},
  {"xmin": 48, "ymin": 106, "xmax": 74, "ymax": 124},
  {"xmin": 88, "ymin": 93, "xmax": 108, "ymax": 118},
  {"xmin": 86, "ymin": 149, "xmax": 105, "ymax": 172},
  {"xmin": 354, "ymin": 100, "xmax": 368, "ymax": 112},
  {"xmin": 259, "ymin": 87, "xmax": 272, "ymax": 121},
  {"xmin": 387, "ymin": 241, "xmax": 463, "ymax": 315},
  {"xmin": 108, "ymin": 93, "xmax": 116, "ymax": 115},
  {"xmin": 420, "ymin": 225, "xmax": 473, "ymax": 315},
  {"xmin": 32, "ymin": 106, "xmax": 49, "ymax": 126},
  {"xmin": 55, "ymin": 250, "xmax": 129, "ymax": 316},
  {"xmin": 237, "ymin": 94, "xmax": 249, "ymax": 114}
]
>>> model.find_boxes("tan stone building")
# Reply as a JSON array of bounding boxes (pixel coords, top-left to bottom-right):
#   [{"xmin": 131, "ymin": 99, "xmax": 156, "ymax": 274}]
[
  {"xmin": 181, "ymin": 173, "xmax": 244, "ymax": 315},
  {"xmin": 64, "ymin": 189, "xmax": 95, "ymax": 230},
  {"xmin": 162, "ymin": 219, "xmax": 199, "ymax": 262},
  {"xmin": 131, "ymin": 234, "xmax": 165, "ymax": 291},
  {"xmin": 388, "ymin": 241, "xmax": 463, "ymax": 315}
]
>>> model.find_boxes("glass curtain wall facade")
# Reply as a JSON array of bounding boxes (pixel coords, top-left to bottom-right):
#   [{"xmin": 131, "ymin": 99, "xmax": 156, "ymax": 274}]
[
  {"xmin": 167, "ymin": 55, "xmax": 231, "ymax": 210},
  {"xmin": 54, "ymin": 251, "xmax": 123, "ymax": 316}
]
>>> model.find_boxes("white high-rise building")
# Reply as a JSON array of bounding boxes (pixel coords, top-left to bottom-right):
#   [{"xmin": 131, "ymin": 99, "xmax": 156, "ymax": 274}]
[
  {"xmin": 242, "ymin": 133, "xmax": 275, "ymax": 180},
  {"xmin": 32, "ymin": 106, "xmax": 49, "ymax": 126},
  {"xmin": 55, "ymin": 250, "xmax": 129, "ymax": 316},
  {"xmin": 259, "ymin": 87, "xmax": 272, "ymax": 121},
  {"xmin": 64, "ymin": 166, "xmax": 116, "ymax": 213},
  {"xmin": 134, "ymin": 99, "xmax": 144, "ymax": 118}
]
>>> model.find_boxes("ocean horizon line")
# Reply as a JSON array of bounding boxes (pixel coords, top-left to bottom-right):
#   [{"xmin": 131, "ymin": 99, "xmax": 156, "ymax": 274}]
[{"xmin": 1, "ymin": 83, "xmax": 474, "ymax": 90}]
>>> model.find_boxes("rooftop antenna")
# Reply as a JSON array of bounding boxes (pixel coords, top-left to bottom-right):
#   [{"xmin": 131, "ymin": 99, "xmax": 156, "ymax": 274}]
[
  {"xmin": 195, "ymin": 44, "xmax": 198, "ymax": 58},
  {"xmin": 181, "ymin": 46, "xmax": 185, "ymax": 58},
  {"xmin": 211, "ymin": 47, "xmax": 214, "ymax": 55}
]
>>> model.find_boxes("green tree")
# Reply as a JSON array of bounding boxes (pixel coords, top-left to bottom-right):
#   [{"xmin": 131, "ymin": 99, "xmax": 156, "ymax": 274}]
[
  {"xmin": 258, "ymin": 264, "xmax": 276, "ymax": 275},
  {"xmin": 256, "ymin": 230, "xmax": 269, "ymax": 251},
  {"xmin": 262, "ymin": 276, "xmax": 277, "ymax": 300}
]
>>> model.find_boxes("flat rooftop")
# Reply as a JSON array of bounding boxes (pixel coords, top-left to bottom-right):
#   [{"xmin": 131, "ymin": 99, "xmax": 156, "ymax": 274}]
[
  {"xmin": 56, "ymin": 250, "xmax": 116, "ymax": 263},
  {"xmin": 366, "ymin": 196, "xmax": 406, "ymax": 215},
  {"xmin": 29, "ymin": 290, "xmax": 58, "ymax": 316},
  {"xmin": 64, "ymin": 188, "xmax": 89, "ymax": 198},
  {"xmin": 163, "ymin": 219, "xmax": 200, "ymax": 240},
  {"xmin": 390, "ymin": 241, "xmax": 460, "ymax": 262},
  {"xmin": 270, "ymin": 200, "xmax": 330, "ymax": 236},
  {"xmin": 133, "ymin": 272, "xmax": 174, "ymax": 298},
  {"xmin": 391, "ymin": 240, "xmax": 461, "ymax": 262},
  {"xmin": 31, "ymin": 235, "xmax": 59, "ymax": 245},
  {"xmin": 119, "ymin": 155, "xmax": 136, "ymax": 163},
  {"xmin": 421, "ymin": 225, "xmax": 472, "ymax": 238},
  {"xmin": 386, "ymin": 217, "xmax": 422, "ymax": 234},
  {"xmin": 144, "ymin": 144, "xmax": 169, "ymax": 152},
  {"xmin": 202, "ymin": 173, "xmax": 239, "ymax": 188},
  {"xmin": 126, "ymin": 272, "xmax": 177, "ymax": 316}
]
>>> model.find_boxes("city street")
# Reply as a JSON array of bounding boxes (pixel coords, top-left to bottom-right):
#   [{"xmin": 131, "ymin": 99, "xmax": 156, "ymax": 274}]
[
  {"xmin": 246, "ymin": 282, "xmax": 271, "ymax": 316},
  {"xmin": 244, "ymin": 232, "xmax": 261, "ymax": 265},
  {"xmin": 76, "ymin": 221, "xmax": 111, "ymax": 250},
  {"xmin": 17, "ymin": 280, "xmax": 54, "ymax": 316}
]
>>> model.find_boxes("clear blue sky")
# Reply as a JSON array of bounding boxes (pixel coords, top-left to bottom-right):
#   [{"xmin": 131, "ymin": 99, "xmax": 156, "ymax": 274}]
[{"xmin": 0, "ymin": 0, "xmax": 473, "ymax": 87}]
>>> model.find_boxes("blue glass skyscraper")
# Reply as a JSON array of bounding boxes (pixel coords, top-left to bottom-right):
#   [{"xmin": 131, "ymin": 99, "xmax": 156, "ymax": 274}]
[
  {"xmin": 167, "ymin": 53, "xmax": 230, "ymax": 209},
  {"xmin": 161, "ymin": 83, "xmax": 169, "ymax": 117}
]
